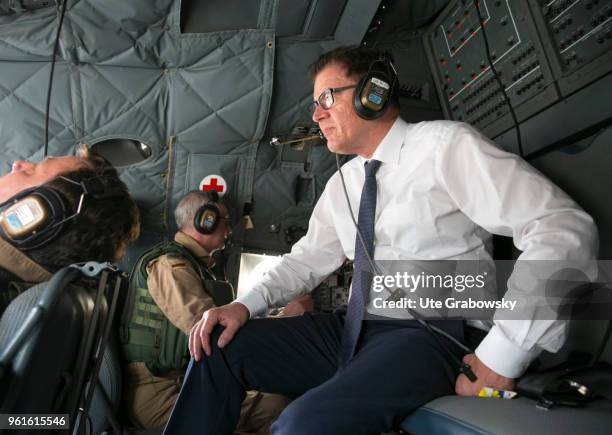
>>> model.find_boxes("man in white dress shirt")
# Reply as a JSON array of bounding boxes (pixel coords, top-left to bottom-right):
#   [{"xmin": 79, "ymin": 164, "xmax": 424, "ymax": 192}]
[{"xmin": 163, "ymin": 46, "xmax": 598, "ymax": 435}]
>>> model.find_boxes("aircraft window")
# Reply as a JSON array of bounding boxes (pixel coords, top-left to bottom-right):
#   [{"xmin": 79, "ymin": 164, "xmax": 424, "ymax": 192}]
[
  {"xmin": 181, "ymin": 0, "xmax": 261, "ymax": 33},
  {"xmin": 237, "ymin": 252, "xmax": 282, "ymax": 297},
  {"xmin": 181, "ymin": 0, "xmax": 347, "ymax": 37},
  {"xmin": 89, "ymin": 138, "xmax": 152, "ymax": 167},
  {"xmin": 0, "ymin": 0, "xmax": 55, "ymax": 15}
]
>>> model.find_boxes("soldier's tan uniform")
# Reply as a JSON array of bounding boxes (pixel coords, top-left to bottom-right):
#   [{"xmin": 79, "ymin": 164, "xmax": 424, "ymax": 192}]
[{"xmin": 123, "ymin": 231, "xmax": 289, "ymax": 432}]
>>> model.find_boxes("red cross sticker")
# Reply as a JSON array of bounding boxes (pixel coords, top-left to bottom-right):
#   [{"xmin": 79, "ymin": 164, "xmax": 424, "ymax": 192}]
[{"xmin": 199, "ymin": 174, "xmax": 227, "ymax": 197}]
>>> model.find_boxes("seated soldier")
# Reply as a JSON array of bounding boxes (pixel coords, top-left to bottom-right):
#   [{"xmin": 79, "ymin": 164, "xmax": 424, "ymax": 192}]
[
  {"xmin": 0, "ymin": 145, "xmax": 140, "ymax": 312},
  {"xmin": 121, "ymin": 190, "xmax": 290, "ymax": 433}
]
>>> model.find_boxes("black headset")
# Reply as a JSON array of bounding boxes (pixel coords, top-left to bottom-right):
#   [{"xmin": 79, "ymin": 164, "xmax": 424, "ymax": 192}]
[
  {"xmin": 0, "ymin": 175, "xmax": 127, "ymax": 250},
  {"xmin": 353, "ymin": 54, "xmax": 398, "ymax": 120},
  {"xmin": 193, "ymin": 191, "xmax": 221, "ymax": 235}
]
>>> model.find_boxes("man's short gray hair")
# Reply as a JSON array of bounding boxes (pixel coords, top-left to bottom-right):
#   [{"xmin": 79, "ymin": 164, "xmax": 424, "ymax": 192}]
[{"xmin": 174, "ymin": 190, "xmax": 220, "ymax": 230}]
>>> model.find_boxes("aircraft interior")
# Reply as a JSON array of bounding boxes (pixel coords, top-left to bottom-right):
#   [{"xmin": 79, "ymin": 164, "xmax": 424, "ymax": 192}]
[{"xmin": 0, "ymin": 0, "xmax": 611, "ymax": 434}]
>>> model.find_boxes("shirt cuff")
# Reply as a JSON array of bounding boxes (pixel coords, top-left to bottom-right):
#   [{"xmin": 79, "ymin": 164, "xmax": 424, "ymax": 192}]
[
  {"xmin": 474, "ymin": 325, "xmax": 540, "ymax": 378},
  {"xmin": 235, "ymin": 290, "xmax": 268, "ymax": 318}
]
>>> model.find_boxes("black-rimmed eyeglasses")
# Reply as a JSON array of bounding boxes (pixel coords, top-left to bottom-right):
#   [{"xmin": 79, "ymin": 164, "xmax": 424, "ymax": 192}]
[{"xmin": 309, "ymin": 85, "xmax": 357, "ymax": 114}]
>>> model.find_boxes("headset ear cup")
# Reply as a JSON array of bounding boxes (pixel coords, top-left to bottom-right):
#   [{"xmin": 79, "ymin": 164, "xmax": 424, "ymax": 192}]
[
  {"xmin": 194, "ymin": 204, "xmax": 219, "ymax": 235},
  {"xmin": 353, "ymin": 72, "xmax": 391, "ymax": 121},
  {"xmin": 0, "ymin": 187, "xmax": 69, "ymax": 250},
  {"xmin": 353, "ymin": 75, "xmax": 374, "ymax": 120},
  {"xmin": 21, "ymin": 188, "xmax": 68, "ymax": 250}
]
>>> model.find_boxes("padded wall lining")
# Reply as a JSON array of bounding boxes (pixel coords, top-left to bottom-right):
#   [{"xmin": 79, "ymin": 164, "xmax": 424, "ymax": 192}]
[{"xmin": 0, "ymin": 0, "xmax": 376, "ymax": 265}]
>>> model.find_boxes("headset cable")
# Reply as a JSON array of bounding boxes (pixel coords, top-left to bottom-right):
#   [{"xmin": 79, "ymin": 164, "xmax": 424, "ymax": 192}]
[{"xmin": 335, "ymin": 154, "xmax": 477, "ymax": 382}]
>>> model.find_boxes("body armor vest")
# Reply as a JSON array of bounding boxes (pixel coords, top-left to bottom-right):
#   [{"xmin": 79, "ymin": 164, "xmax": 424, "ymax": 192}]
[{"xmin": 120, "ymin": 241, "xmax": 215, "ymax": 376}]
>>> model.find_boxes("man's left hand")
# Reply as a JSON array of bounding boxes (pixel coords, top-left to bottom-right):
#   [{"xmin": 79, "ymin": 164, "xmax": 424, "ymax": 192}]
[
  {"xmin": 279, "ymin": 294, "xmax": 314, "ymax": 317},
  {"xmin": 455, "ymin": 354, "xmax": 516, "ymax": 396}
]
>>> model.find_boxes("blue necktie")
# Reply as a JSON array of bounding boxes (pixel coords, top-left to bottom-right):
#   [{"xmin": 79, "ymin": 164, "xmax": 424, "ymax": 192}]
[{"xmin": 340, "ymin": 159, "xmax": 381, "ymax": 366}]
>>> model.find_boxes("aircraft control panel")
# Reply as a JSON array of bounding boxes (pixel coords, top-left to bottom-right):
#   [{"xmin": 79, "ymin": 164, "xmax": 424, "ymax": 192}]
[
  {"xmin": 530, "ymin": 0, "xmax": 612, "ymax": 95},
  {"xmin": 424, "ymin": 0, "xmax": 612, "ymax": 139}
]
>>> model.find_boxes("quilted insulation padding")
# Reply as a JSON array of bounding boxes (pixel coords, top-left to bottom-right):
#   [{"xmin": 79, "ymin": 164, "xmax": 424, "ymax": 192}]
[
  {"xmin": 0, "ymin": 0, "xmax": 344, "ymax": 263},
  {"xmin": 233, "ymin": 37, "xmax": 341, "ymax": 251}
]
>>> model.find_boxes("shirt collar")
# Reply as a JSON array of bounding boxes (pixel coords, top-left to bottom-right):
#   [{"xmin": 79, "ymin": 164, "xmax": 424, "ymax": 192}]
[
  {"xmin": 0, "ymin": 238, "xmax": 52, "ymax": 283},
  {"xmin": 174, "ymin": 231, "xmax": 210, "ymax": 259},
  {"xmin": 357, "ymin": 116, "xmax": 408, "ymax": 167}
]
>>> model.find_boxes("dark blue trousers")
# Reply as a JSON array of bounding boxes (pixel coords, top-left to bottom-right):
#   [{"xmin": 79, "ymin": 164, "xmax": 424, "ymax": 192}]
[{"xmin": 163, "ymin": 313, "xmax": 464, "ymax": 435}]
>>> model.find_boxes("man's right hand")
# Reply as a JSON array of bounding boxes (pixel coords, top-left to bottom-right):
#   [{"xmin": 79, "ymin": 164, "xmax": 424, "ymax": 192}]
[{"xmin": 189, "ymin": 302, "xmax": 250, "ymax": 362}]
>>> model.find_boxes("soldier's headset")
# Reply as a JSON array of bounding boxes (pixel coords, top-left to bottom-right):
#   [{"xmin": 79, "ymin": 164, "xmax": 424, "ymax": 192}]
[
  {"xmin": 352, "ymin": 53, "xmax": 398, "ymax": 120},
  {"xmin": 0, "ymin": 175, "xmax": 127, "ymax": 251},
  {"xmin": 193, "ymin": 191, "xmax": 222, "ymax": 235}
]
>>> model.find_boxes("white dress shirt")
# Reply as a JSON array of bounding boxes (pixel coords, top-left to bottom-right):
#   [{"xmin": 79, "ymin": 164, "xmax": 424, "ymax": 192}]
[{"xmin": 237, "ymin": 117, "xmax": 598, "ymax": 378}]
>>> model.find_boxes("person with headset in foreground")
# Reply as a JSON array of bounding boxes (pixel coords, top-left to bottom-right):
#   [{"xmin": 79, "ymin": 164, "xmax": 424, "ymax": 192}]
[
  {"xmin": 0, "ymin": 144, "xmax": 140, "ymax": 314},
  {"xmin": 121, "ymin": 190, "xmax": 290, "ymax": 433},
  {"xmin": 163, "ymin": 47, "xmax": 598, "ymax": 434}
]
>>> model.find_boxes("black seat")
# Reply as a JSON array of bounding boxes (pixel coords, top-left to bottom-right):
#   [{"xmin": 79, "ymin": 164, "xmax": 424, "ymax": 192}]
[
  {"xmin": 0, "ymin": 272, "xmax": 106, "ymax": 429},
  {"xmin": 401, "ymin": 233, "xmax": 612, "ymax": 435},
  {"xmin": 0, "ymin": 264, "xmax": 141, "ymax": 435},
  {"xmin": 87, "ymin": 265, "xmax": 235, "ymax": 434},
  {"xmin": 402, "ymin": 394, "xmax": 612, "ymax": 435},
  {"xmin": 401, "ymin": 318, "xmax": 612, "ymax": 435}
]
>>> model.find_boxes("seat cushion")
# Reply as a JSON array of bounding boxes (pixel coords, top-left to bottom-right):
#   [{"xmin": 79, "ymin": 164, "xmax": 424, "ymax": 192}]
[{"xmin": 401, "ymin": 396, "xmax": 612, "ymax": 435}]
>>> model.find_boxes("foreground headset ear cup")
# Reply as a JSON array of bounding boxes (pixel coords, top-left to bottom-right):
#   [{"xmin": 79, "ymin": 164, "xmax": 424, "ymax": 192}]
[
  {"xmin": 194, "ymin": 204, "xmax": 220, "ymax": 235},
  {"xmin": 0, "ymin": 186, "xmax": 69, "ymax": 250}
]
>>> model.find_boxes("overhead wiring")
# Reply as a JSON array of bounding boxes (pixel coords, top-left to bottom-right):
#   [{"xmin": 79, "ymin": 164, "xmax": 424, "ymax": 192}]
[{"xmin": 43, "ymin": 0, "xmax": 69, "ymax": 158}]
